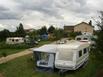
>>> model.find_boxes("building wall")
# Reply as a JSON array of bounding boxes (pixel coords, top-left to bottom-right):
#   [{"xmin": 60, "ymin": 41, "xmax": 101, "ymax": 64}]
[
  {"xmin": 64, "ymin": 26, "xmax": 74, "ymax": 32},
  {"xmin": 74, "ymin": 23, "xmax": 94, "ymax": 34},
  {"xmin": 6, "ymin": 37, "xmax": 24, "ymax": 44}
]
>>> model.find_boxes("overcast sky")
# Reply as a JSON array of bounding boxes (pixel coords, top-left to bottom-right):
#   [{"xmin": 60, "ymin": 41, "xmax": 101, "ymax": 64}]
[{"xmin": 0, "ymin": 0, "xmax": 102, "ymax": 31}]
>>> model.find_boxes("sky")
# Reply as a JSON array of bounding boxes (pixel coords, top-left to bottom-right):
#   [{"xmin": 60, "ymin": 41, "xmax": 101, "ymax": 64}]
[{"xmin": 0, "ymin": 0, "xmax": 103, "ymax": 31}]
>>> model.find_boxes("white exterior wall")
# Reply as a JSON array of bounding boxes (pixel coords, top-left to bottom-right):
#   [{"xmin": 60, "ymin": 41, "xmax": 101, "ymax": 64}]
[{"xmin": 6, "ymin": 37, "xmax": 24, "ymax": 44}]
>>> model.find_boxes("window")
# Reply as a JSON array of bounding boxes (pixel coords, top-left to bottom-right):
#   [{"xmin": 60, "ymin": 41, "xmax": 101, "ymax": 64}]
[
  {"xmin": 12, "ymin": 39, "xmax": 14, "ymax": 42},
  {"xmin": 83, "ymin": 38, "xmax": 88, "ymax": 40},
  {"xmin": 16, "ymin": 39, "xmax": 19, "ymax": 42},
  {"xmin": 79, "ymin": 50, "xmax": 82, "ymax": 57},
  {"xmin": 77, "ymin": 38, "xmax": 81, "ymax": 41},
  {"xmin": 83, "ymin": 48, "xmax": 87, "ymax": 54}
]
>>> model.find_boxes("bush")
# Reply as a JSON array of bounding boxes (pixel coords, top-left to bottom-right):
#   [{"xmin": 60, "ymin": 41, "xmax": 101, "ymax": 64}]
[
  {"xmin": 68, "ymin": 32, "xmax": 82, "ymax": 39},
  {"xmin": 1, "ymin": 52, "xmax": 7, "ymax": 57},
  {"xmin": 0, "ymin": 42, "xmax": 30, "ymax": 49}
]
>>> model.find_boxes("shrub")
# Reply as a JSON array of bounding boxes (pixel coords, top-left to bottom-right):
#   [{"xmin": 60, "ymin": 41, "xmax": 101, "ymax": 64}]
[
  {"xmin": 1, "ymin": 52, "xmax": 7, "ymax": 57},
  {"xmin": 0, "ymin": 42, "xmax": 30, "ymax": 49}
]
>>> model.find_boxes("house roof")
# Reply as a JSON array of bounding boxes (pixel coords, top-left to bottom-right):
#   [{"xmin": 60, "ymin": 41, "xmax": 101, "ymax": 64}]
[
  {"xmin": 75, "ymin": 22, "xmax": 94, "ymax": 28},
  {"xmin": 64, "ymin": 22, "xmax": 94, "ymax": 28},
  {"xmin": 64, "ymin": 25, "xmax": 74, "ymax": 27}
]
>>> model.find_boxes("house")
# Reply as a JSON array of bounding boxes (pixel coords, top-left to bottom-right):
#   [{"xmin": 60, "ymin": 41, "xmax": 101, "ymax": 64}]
[
  {"xmin": 24, "ymin": 29, "xmax": 34, "ymax": 33},
  {"xmin": 41, "ymin": 34, "xmax": 48, "ymax": 40},
  {"xmin": 6, "ymin": 37, "xmax": 24, "ymax": 44},
  {"xmin": 64, "ymin": 26, "xmax": 74, "ymax": 32},
  {"xmin": 74, "ymin": 22, "xmax": 94, "ymax": 34},
  {"xmin": 64, "ymin": 21, "xmax": 94, "ymax": 34}
]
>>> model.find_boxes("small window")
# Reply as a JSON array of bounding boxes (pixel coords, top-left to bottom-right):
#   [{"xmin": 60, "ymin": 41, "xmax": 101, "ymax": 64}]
[
  {"xmin": 12, "ymin": 39, "xmax": 14, "ymax": 42},
  {"xmin": 83, "ymin": 38, "xmax": 88, "ymax": 40},
  {"xmin": 79, "ymin": 50, "xmax": 82, "ymax": 57},
  {"xmin": 77, "ymin": 38, "xmax": 81, "ymax": 41},
  {"xmin": 83, "ymin": 48, "xmax": 87, "ymax": 54},
  {"xmin": 16, "ymin": 39, "xmax": 19, "ymax": 42}
]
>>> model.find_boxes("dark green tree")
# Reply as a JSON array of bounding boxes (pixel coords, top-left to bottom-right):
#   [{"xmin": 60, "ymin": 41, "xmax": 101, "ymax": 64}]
[
  {"xmin": 94, "ymin": 11, "xmax": 103, "ymax": 60},
  {"xmin": 53, "ymin": 29, "xmax": 64, "ymax": 40},
  {"xmin": 0, "ymin": 29, "xmax": 10, "ymax": 41},
  {"xmin": 48, "ymin": 25, "xmax": 55, "ymax": 33},
  {"xmin": 39, "ymin": 26, "xmax": 47, "ymax": 35},
  {"xmin": 16, "ymin": 23, "xmax": 26, "ymax": 37}
]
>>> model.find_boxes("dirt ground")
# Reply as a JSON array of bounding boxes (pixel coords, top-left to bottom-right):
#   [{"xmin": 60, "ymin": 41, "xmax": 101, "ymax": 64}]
[
  {"xmin": 0, "ymin": 49, "xmax": 32, "ymax": 64},
  {"xmin": 96, "ymin": 69, "xmax": 103, "ymax": 77},
  {"xmin": 0, "ymin": 73, "xmax": 3, "ymax": 77}
]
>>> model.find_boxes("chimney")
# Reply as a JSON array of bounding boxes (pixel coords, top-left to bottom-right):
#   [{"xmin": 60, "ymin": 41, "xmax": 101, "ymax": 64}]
[{"xmin": 89, "ymin": 20, "xmax": 92, "ymax": 26}]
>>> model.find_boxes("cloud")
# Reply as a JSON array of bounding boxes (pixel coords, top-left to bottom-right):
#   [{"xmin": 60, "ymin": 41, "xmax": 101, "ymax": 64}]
[
  {"xmin": 0, "ymin": 0, "xmax": 103, "ymax": 31},
  {"xmin": 0, "ymin": 5, "xmax": 22, "ymax": 20}
]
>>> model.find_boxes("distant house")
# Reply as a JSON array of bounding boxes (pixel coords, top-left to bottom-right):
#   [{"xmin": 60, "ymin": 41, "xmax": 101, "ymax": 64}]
[
  {"xmin": 24, "ymin": 29, "xmax": 34, "ymax": 33},
  {"xmin": 64, "ymin": 21, "xmax": 94, "ymax": 34},
  {"xmin": 41, "ymin": 34, "xmax": 48, "ymax": 40},
  {"xmin": 64, "ymin": 26, "xmax": 74, "ymax": 32},
  {"xmin": 6, "ymin": 37, "xmax": 24, "ymax": 44}
]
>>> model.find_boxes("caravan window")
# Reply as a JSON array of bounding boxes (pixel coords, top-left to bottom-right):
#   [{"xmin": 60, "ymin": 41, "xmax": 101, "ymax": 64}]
[
  {"xmin": 77, "ymin": 38, "xmax": 81, "ymax": 41},
  {"xmin": 58, "ymin": 50, "xmax": 73, "ymax": 61},
  {"xmin": 83, "ymin": 48, "xmax": 87, "ymax": 54},
  {"xmin": 83, "ymin": 38, "xmax": 88, "ymax": 40},
  {"xmin": 79, "ymin": 50, "xmax": 82, "ymax": 57}
]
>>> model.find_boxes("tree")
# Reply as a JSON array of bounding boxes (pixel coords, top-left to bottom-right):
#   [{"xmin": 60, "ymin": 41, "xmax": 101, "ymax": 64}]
[
  {"xmin": 39, "ymin": 26, "xmax": 47, "ymax": 35},
  {"xmin": 16, "ymin": 23, "xmax": 26, "ymax": 37},
  {"xmin": 53, "ymin": 29, "xmax": 64, "ymax": 40},
  {"xmin": 48, "ymin": 25, "xmax": 55, "ymax": 33},
  {"xmin": 94, "ymin": 11, "xmax": 103, "ymax": 60},
  {"xmin": 0, "ymin": 29, "xmax": 10, "ymax": 41}
]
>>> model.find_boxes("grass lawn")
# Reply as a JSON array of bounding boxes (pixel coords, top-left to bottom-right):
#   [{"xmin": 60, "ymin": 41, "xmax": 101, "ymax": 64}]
[
  {"xmin": 0, "ymin": 40, "xmax": 52, "ymax": 58},
  {"xmin": 0, "ymin": 49, "xmax": 25, "ymax": 58},
  {"xmin": 37, "ymin": 40, "xmax": 52, "ymax": 47},
  {"xmin": 0, "ymin": 53, "xmax": 101, "ymax": 77}
]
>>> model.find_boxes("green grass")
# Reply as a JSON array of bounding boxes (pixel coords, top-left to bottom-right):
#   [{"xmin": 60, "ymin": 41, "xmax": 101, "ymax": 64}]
[
  {"xmin": 0, "ymin": 40, "xmax": 52, "ymax": 58},
  {"xmin": 0, "ymin": 49, "xmax": 25, "ymax": 57},
  {"xmin": 37, "ymin": 40, "xmax": 52, "ymax": 46},
  {"xmin": 0, "ymin": 54, "xmax": 58, "ymax": 77},
  {"xmin": 0, "ymin": 53, "xmax": 101, "ymax": 77}
]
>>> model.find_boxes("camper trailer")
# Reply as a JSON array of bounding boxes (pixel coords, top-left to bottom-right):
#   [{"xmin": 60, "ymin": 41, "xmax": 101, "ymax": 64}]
[
  {"xmin": 55, "ymin": 41, "xmax": 90, "ymax": 71},
  {"xmin": 33, "ymin": 40, "xmax": 90, "ymax": 72},
  {"xmin": 75, "ymin": 35, "xmax": 95, "ymax": 45},
  {"xmin": 6, "ymin": 37, "xmax": 24, "ymax": 44}
]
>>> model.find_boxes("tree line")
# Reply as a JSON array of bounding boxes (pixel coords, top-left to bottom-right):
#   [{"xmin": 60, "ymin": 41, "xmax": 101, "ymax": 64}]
[{"xmin": 0, "ymin": 23, "xmax": 68, "ymax": 42}]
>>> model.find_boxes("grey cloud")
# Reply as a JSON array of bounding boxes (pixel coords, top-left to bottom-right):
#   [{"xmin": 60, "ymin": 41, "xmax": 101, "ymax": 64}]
[
  {"xmin": 14, "ymin": 0, "xmax": 63, "ymax": 19},
  {"xmin": 0, "ymin": 5, "xmax": 22, "ymax": 20},
  {"xmin": 0, "ymin": 6, "xmax": 9, "ymax": 11},
  {"xmin": 0, "ymin": 12, "xmax": 21, "ymax": 20}
]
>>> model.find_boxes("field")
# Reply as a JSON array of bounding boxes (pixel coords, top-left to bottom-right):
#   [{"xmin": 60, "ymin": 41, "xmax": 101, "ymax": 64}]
[
  {"xmin": 0, "ymin": 52, "xmax": 102, "ymax": 77},
  {"xmin": 0, "ymin": 49, "xmax": 25, "ymax": 57},
  {"xmin": 0, "ymin": 40, "xmax": 52, "ymax": 58}
]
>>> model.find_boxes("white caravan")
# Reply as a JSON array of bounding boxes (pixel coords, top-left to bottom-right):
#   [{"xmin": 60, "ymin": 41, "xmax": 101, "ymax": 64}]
[
  {"xmin": 33, "ymin": 40, "xmax": 90, "ymax": 72},
  {"xmin": 55, "ymin": 41, "xmax": 90, "ymax": 70},
  {"xmin": 75, "ymin": 35, "xmax": 95, "ymax": 45}
]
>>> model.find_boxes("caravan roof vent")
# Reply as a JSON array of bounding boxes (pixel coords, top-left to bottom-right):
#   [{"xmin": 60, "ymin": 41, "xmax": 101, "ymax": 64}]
[{"xmin": 56, "ymin": 40, "xmax": 68, "ymax": 44}]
